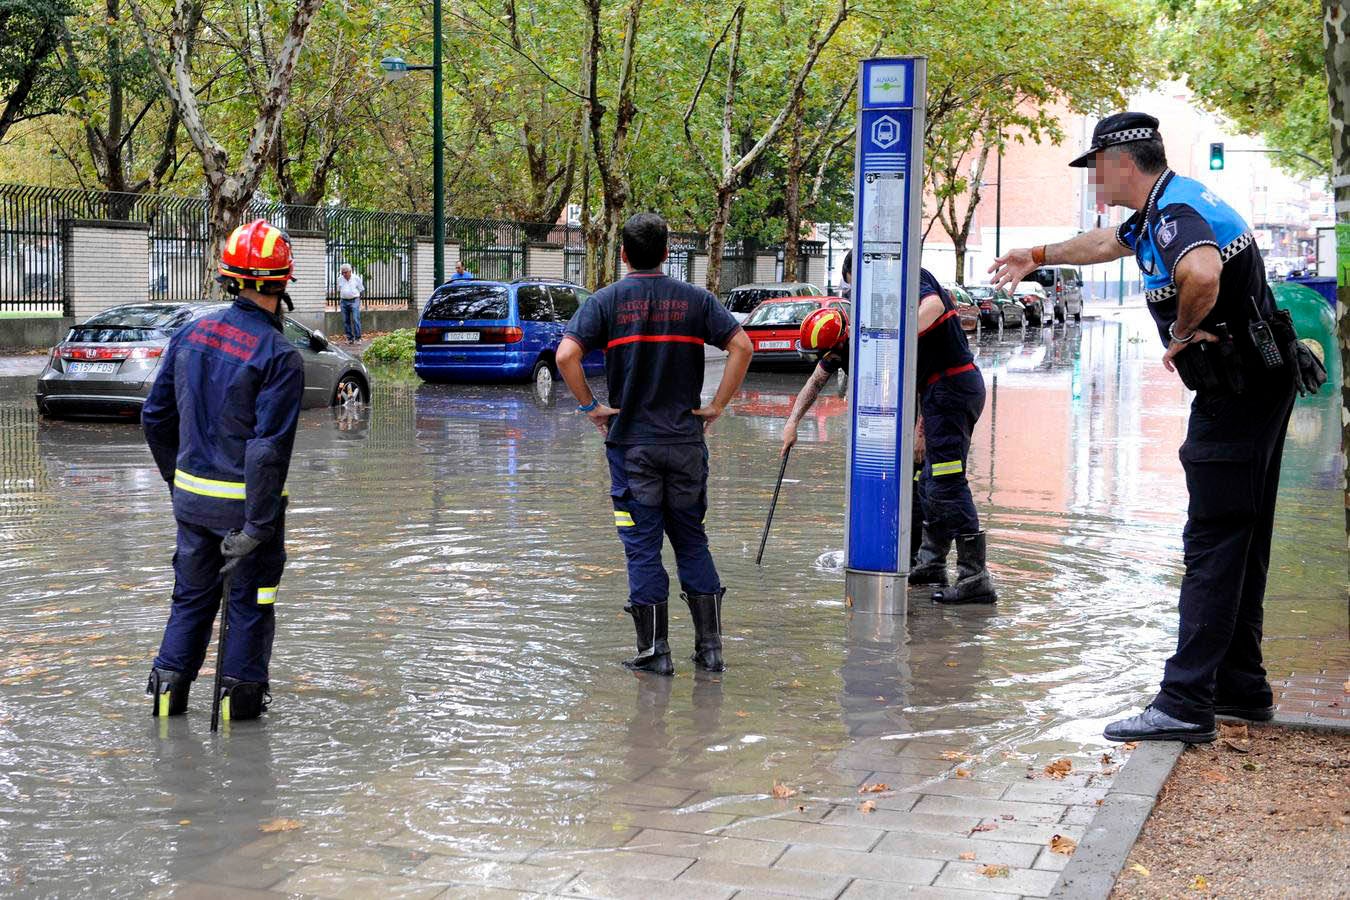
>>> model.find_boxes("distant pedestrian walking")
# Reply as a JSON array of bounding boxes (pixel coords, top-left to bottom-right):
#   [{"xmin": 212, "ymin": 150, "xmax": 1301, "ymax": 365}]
[
  {"xmin": 337, "ymin": 263, "xmax": 364, "ymax": 343},
  {"xmin": 450, "ymin": 260, "xmax": 474, "ymax": 282}
]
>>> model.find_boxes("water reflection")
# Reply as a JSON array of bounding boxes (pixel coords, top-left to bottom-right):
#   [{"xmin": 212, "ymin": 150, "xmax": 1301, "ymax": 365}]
[{"xmin": 0, "ymin": 310, "xmax": 1341, "ymax": 893}]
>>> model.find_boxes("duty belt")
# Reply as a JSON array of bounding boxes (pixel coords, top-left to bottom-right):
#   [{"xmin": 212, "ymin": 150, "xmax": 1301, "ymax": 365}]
[
  {"xmin": 173, "ymin": 469, "xmax": 287, "ymax": 500},
  {"xmin": 1146, "ymin": 231, "xmax": 1254, "ymax": 305}
]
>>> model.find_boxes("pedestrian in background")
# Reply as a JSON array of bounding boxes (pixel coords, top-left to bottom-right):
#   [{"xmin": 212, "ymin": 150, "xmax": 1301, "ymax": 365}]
[
  {"xmin": 337, "ymin": 263, "xmax": 364, "ymax": 344},
  {"xmin": 557, "ymin": 212, "xmax": 753, "ymax": 676},
  {"xmin": 991, "ymin": 112, "xmax": 1307, "ymax": 744},
  {"xmin": 450, "ymin": 260, "xmax": 474, "ymax": 282}
]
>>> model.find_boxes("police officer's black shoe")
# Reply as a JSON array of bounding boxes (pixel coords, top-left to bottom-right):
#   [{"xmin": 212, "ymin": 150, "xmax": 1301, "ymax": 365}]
[
  {"xmin": 931, "ymin": 532, "xmax": 996, "ymax": 605},
  {"xmin": 1214, "ymin": 703, "xmax": 1275, "ymax": 722},
  {"xmin": 682, "ymin": 589, "xmax": 725, "ymax": 672},
  {"xmin": 147, "ymin": 667, "xmax": 190, "ymax": 717},
  {"xmin": 1104, "ymin": 706, "xmax": 1216, "ymax": 744},
  {"xmin": 908, "ymin": 529, "xmax": 950, "ymax": 587},
  {"xmin": 623, "ymin": 602, "xmax": 674, "ymax": 676},
  {"xmin": 217, "ymin": 677, "xmax": 270, "ymax": 722}
]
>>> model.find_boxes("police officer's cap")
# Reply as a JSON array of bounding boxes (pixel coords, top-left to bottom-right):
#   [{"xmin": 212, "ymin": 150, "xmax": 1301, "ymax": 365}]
[{"xmin": 1068, "ymin": 112, "xmax": 1161, "ymax": 168}]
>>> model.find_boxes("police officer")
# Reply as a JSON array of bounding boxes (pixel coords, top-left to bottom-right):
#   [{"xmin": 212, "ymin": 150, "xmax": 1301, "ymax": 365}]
[
  {"xmin": 556, "ymin": 212, "xmax": 753, "ymax": 675},
  {"xmin": 782, "ymin": 261, "xmax": 996, "ymax": 605},
  {"xmin": 142, "ymin": 219, "xmax": 305, "ymax": 721},
  {"xmin": 990, "ymin": 112, "xmax": 1298, "ymax": 743}
]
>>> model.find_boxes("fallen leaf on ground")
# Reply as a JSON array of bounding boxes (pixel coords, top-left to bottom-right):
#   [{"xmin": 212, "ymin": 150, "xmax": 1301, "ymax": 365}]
[
  {"xmin": 1218, "ymin": 723, "xmax": 1249, "ymax": 741},
  {"xmin": 1198, "ymin": 769, "xmax": 1230, "ymax": 784},
  {"xmin": 955, "ymin": 768, "xmax": 971, "ymax": 778},
  {"xmin": 1222, "ymin": 739, "xmax": 1250, "ymax": 754},
  {"xmin": 1000, "ymin": 813, "xmax": 1016, "ymax": 820},
  {"xmin": 1191, "ymin": 874, "xmax": 1210, "ymax": 891},
  {"xmin": 859, "ymin": 800, "xmax": 876, "ymax": 813},
  {"xmin": 858, "ymin": 783, "xmax": 889, "ymax": 794},
  {"xmin": 1243, "ymin": 762, "xmax": 1262, "ymax": 772},
  {"xmin": 978, "ymin": 864, "xmax": 1010, "ymax": 878},
  {"xmin": 1100, "ymin": 753, "xmax": 1114, "ymax": 765},
  {"xmin": 177, "ymin": 819, "xmax": 191, "ymax": 826},
  {"xmin": 735, "ymin": 711, "xmax": 750, "ymax": 718},
  {"xmin": 971, "ymin": 823, "xmax": 997, "ymax": 833},
  {"xmin": 258, "ymin": 818, "xmax": 303, "ymax": 833},
  {"xmin": 91, "ymin": 749, "xmax": 131, "ymax": 758},
  {"xmin": 944, "ymin": 660, "xmax": 960, "ymax": 668},
  {"xmin": 771, "ymin": 781, "xmax": 798, "ymax": 799},
  {"xmin": 959, "ymin": 851, "xmax": 976, "ymax": 860},
  {"xmin": 1044, "ymin": 758, "xmax": 1073, "ymax": 779},
  {"xmin": 1129, "ymin": 863, "xmax": 1151, "ymax": 877},
  {"xmin": 788, "ymin": 679, "xmax": 804, "ymax": 689},
  {"xmin": 941, "ymin": 750, "xmax": 973, "ymax": 761},
  {"xmin": 1123, "ymin": 741, "xmax": 1139, "ymax": 751},
  {"xmin": 1050, "ymin": 834, "xmax": 1077, "ymax": 855}
]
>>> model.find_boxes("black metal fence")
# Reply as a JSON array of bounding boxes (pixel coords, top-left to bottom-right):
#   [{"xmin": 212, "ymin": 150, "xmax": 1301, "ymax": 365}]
[{"xmin": 0, "ymin": 183, "xmax": 823, "ymax": 313}]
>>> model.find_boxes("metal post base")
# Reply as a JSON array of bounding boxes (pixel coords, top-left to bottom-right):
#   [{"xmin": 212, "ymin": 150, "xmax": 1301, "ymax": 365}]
[{"xmin": 845, "ymin": 571, "xmax": 907, "ymax": 616}]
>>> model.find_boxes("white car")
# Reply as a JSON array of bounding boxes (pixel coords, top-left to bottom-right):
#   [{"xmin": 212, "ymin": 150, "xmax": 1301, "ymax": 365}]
[{"xmin": 1012, "ymin": 281, "xmax": 1051, "ymax": 326}]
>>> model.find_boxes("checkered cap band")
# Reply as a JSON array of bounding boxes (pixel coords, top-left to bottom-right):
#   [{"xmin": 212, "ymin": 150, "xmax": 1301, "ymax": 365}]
[{"xmin": 1099, "ymin": 128, "xmax": 1158, "ymax": 147}]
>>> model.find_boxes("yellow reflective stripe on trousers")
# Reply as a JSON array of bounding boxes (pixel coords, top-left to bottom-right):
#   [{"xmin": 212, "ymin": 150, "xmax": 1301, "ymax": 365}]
[
  {"xmin": 174, "ymin": 468, "xmax": 245, "ymax": 500},
  {"xmin": 173, "ymin": 469, "xmax": 289, "ymax": 500},
  {"xmin": 257, "ymin": 586, "xmax": 278, "ymax": 605},
  {"xmin": 931, "ymin": 460, "xmax": 963, "ymax": 476},
  {"xmin": 614, "ymin": 511, "xmax": 635, "ymax": 527}
]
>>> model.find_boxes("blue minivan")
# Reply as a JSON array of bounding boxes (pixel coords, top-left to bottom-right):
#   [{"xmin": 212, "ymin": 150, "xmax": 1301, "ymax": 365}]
[{"xmin": 413, "ymin": 278, "xmax": 605, "ymax": 388}]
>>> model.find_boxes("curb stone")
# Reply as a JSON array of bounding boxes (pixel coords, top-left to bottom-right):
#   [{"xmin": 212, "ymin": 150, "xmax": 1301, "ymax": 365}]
[
  {"xmin": 1047, "ymin": 741, "xmax": 1184, "ymax": 900},
  {"xmin": 1048, "ymin": 713, "xmax": 1350, "ymax": 899}
]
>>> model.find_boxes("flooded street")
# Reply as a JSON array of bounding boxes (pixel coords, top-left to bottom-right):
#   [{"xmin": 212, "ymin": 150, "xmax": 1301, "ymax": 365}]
[{"xmin": 0, "ymin": 309, "xmax": 1343, "ymax": 897}]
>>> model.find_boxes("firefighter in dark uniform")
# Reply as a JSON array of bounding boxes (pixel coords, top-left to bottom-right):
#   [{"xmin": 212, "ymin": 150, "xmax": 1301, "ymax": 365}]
[
  {"xmin": 782, "ymin": 265, "xmax": 996, "ymax": 604},
  {"xmin": 991, "ymin": 112, "xmax": 1312, "ymax": 743},
  {"xmin": 142, "ymin": 219, "xmax": 304, "ymax": 721},
  {"xmin": 557, "ymin": 213, "xmax": 754, "ymax": 675}
]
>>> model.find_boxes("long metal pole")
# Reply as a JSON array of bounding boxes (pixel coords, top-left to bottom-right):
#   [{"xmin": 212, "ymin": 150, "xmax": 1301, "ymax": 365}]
[
  {"xmin": 755, "ymin": 447, "xmax": 792, "ymax": 566},
  {"xmin": 994, "ymin": 137, "xmax": 1002, "ymax": 258},
  {"xmin": 432, "ymin": 0, "xmax": 445, "ymax": 287}
]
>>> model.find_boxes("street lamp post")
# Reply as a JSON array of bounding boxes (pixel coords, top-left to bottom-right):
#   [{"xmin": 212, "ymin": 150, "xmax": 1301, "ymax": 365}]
[{"xmin": 381, "ymin": 0, "xmax": 445, "ymax": 286}]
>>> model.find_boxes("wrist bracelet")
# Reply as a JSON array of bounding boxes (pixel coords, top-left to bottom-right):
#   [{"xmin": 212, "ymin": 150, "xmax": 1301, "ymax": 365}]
[
  {"xmin": 1031, "ymin": 245, "xmax": 1047, "ymax": 266},
  {"xmin": 577, "ymin": 399, "xmax": 598, "ymax": 413},
  {"xmin": 1168, "ymin": 322, "xmax": 1194, "ymax": 344}
]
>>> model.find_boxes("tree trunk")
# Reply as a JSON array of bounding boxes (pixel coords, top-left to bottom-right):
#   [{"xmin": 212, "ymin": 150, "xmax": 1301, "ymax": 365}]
[
  {"xmin": 204, "ymin": 179, "xmax": 254, "ymax": 295},
  {"xmin": 782, "ymin": 98, "xmax": 803, "ymax": 282},
  {"xmin": 705, "ymin": 186, "xmax": 734, "ymax": 293},
  {"xmin": 1323, "ymin": 0, "xmax": 1350, "ymax": 554},
  {"xmin": 953, "ymin": 239, "xmax": 966, "ymax": 286}
]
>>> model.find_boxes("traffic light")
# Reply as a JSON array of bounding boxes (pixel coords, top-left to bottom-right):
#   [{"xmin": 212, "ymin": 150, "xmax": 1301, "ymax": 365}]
[{"xmin": 1209, "ymin": 142, "xmax": 1225, "ymax": 171}]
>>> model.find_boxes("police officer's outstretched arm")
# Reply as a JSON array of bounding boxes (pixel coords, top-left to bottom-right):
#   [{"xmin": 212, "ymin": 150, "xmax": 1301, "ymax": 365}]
[
  {"xmin": 142, "ymin": 332, "xmax": 183, "ymax": 487},
  {"xmin": 242, "ymin": 350, "xmax": 305, "ymax": 543},
  {"xmin": 989, "ymin": 228, "xmax": 1130, "ymax": 292}
]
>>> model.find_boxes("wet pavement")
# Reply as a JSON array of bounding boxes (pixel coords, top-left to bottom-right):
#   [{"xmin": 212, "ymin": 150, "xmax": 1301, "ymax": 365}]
[{"xmin": 0, "ymin": 310, "xmax": 1343, "ymax": 898}]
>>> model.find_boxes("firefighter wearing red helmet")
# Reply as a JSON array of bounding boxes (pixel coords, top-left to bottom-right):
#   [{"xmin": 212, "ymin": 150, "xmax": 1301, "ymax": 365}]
[
  {"xmin": 782, "ymin": 251, "xmax": 996, "ymax": 605},
  {"xmin": 141, "ymin": 219, "xmax": 305, "ymax": 722}
]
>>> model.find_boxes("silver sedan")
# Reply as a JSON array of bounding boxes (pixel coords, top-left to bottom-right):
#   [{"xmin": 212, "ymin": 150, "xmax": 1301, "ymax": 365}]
[{"xmin": 35, "ymin": 302, "xmax": 372, "ymax": 419}]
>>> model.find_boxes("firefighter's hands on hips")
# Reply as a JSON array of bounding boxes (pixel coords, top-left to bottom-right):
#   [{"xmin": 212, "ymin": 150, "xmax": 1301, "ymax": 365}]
[
  {"xmin": 780, "ymin": 422, "xmax": 797, "ymax": 456},
  {"xmin": 586, "ymin": 404, "xmax": 620, "ymax": 437},
  {"xmin": 692, "ymin": 402, "xmax": 726, "ymax": 432},
  {"xmin": 1162, "ymin": 328, "xmax": 1219, "ymax": 373},
  {"xmin": 220, "ymin": 530, "xmax": 262, "ymax": 575}
]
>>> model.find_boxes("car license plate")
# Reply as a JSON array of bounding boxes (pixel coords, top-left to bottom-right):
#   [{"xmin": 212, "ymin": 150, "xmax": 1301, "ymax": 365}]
[
  {"xmin": 68, "ymin": 362, "xmax": 117, "ymax": 374},
  {"xmin": 442, "ymin": 332, "xmax": 477, "ymax": 343},
  {"xmin": 757, "ymin": 340, "xmax": 791, "ymax": 350}
]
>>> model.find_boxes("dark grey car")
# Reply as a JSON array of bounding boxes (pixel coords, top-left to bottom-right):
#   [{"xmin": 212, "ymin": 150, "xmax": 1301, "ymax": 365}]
[{"xmin": 35, "ymin": 302, "xmax": 371, "ymax": 419}]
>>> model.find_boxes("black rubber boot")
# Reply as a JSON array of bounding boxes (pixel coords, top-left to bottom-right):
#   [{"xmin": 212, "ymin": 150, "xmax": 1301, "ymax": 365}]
[
  {"xmin": 218, "ymin": 677, "xmax": 270, "ymax": 721},
  {"xmin": 932, "ymin": 532, "xmax": 997, "ymax": 605},
  {"xmin": 623, "ymin": 602, "xmax": 674, "ymax": 676},
  {"xmin": 908, "ymin": 529, "xmax": 951, "ymax": 586},
  {"xmin": 147, "ymin": 667, "xmax": 190, "ymax": 717},
  {"xmin": 683, "ymin": 589, "xmax": 725, "ymax": 672}
]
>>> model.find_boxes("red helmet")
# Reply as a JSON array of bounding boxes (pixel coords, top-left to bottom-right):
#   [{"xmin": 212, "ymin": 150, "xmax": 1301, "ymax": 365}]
[
  {"xmin": 799, "ymin": 306, "xmax": 847, "ymax": 352},
  {"xmin": 218, "ymin": 219, "xmax": 293, "ymax": 292}
]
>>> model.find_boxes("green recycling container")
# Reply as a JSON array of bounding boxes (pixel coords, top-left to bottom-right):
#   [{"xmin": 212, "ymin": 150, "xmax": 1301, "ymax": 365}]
[{"xmin": 1272, "ymin": 281, "xmax": 1337, "ymax": 398}]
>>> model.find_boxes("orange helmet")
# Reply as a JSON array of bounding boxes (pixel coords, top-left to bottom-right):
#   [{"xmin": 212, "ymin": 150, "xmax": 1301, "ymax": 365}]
[
  {"xmin": 218, "ymin": 219, "xmax": 293, "ymax": 293},
  {"xmin": 799, "ymin": 306, "xmax": 847, "ymax": 352}
]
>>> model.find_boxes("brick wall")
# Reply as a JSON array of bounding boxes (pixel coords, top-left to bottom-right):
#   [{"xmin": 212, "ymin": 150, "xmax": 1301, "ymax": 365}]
[
  {"xmin": 61, "ymin": 220, "xmax": 150, "ymax": 321},
  {"xmin": 526, "ymin": 243, "xmax": 565, "ymax": 280},
  {"xmin": 286, "ymin": 230, "xmax": 327, "ymax": 331}
]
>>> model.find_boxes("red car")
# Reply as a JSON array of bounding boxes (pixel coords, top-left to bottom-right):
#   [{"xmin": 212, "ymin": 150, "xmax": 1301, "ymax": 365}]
[{"xmin": 741, "ymin": 296, "xmax": 850, "ymax": 367}]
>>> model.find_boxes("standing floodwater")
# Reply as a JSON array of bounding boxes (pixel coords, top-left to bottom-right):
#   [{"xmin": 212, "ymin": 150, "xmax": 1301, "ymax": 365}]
[{"xmin": 0, "ymin": 310, "xmax": 1342, "ymax": 896}]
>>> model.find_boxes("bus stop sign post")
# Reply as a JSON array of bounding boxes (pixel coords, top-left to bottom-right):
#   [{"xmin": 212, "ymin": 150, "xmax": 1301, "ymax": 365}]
[{"xmin": 844, "ymin": 57, "xmax": 926, "ymax": 615}]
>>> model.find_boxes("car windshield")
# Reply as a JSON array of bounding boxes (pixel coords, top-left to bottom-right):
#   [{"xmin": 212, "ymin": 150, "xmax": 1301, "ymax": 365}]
[
  {"xmin": 423, "ymin": 284, "xmax": 509, "ymax": 320},
  {"xmin": 68, "ymin": 305, "xmax": 194, "ymax": 342},
  {"xmin": 726, "ymin": 288, "xmax": 788, "ymax": 314},
  {"xmin": 744, "ymin": 301, "xmax": 818, "ymax": 327},
  {"xmin": 967, "ymin": 286, "xmax": 997, "ymax": 300}
]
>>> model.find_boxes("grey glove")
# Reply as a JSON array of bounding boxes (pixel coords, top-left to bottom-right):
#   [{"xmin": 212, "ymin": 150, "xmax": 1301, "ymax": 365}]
[
  {"xmin": 1293, "ymin": 340, "xmax": 1327, "ymax": 397},
  {"xmin": 220, "ymin": 530, "xmax": 262, "ymax": 575}
]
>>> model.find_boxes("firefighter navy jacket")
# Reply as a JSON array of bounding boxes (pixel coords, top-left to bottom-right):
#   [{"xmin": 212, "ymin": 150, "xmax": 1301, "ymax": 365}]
[{"xmin": 142, "ymin": 297, "xmax": 304, "ymax": 541}]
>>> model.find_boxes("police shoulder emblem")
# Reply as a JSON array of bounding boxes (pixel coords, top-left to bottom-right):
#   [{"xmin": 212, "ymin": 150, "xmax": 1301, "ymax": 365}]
[{"xmin": 1157, "ymin": 218, "xmax": 1178, "ymax": 248}]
